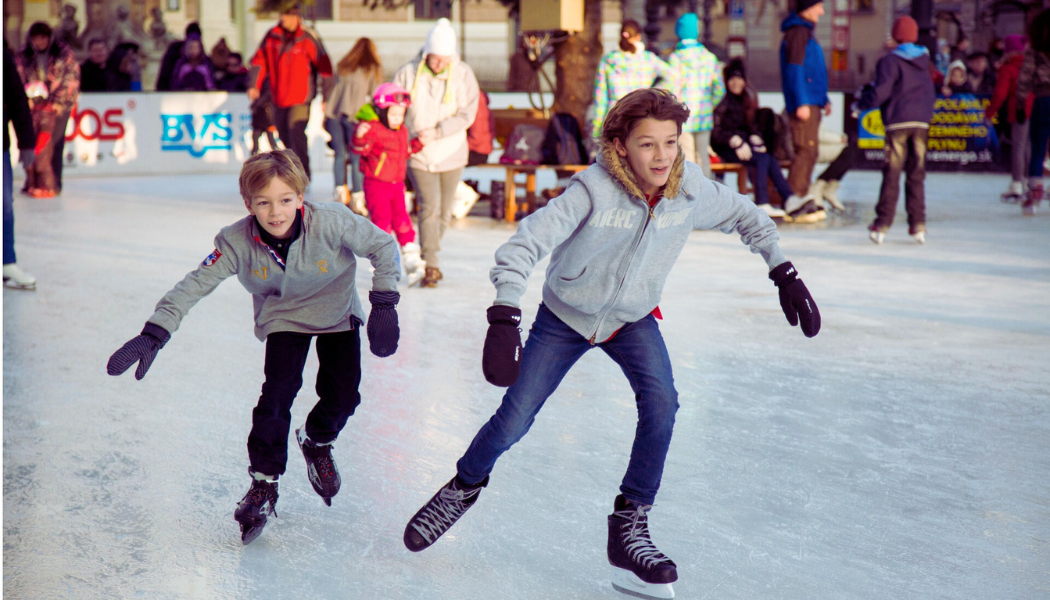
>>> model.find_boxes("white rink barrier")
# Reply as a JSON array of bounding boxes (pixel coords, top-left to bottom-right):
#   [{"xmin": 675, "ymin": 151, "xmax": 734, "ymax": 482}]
[{"xmin": 11, "ymin": 92, "xmax": 332, "ymax": 178}]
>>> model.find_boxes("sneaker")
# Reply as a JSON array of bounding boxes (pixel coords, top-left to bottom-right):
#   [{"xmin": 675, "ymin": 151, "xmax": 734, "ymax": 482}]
[
  {"xmin": 333, "ymin": 185, "xmax": 349, "ymax": 206},
  {"xmin": 403, "ymin": 475, "xmax": 488, "ymax": 552},
  {"xmin": 757, "ymin": 203, "xmax": 787, "ymax": 218},
  {"xmin": 421, "ymin": 266, "xmax": 443, "ymax": 288},
  {"xmin": 607, "ymin": 495, "xmax": 677, "ymax": 597},
  {"xmin": 822, "ymin": 179, "xmax": 845, "ymax": 212},
  {"xmin": 869, "ymin": 229, "xmax": 886, "ymax": 245},
  {"xmin": 234, "ymin": 470, "xmax": 279, "ymax": 545},
  {"xmin": 783, "ymin": 194, "xmax": 814, "ymax": 216},
  {"xmin": 349, "ymin": 191, "xmax": 368, "ymax": 216},
  {"xmin": 3, "ymin": 264, "xmax": 37, "ymax": 290},
  {"xmin": 296, "ymin": 428, "xmax": 340, "ymax": 506}
]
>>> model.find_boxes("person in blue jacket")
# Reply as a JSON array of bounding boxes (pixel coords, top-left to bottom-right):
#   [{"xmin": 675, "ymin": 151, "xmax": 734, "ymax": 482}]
[{"xmin": 779, "ymin": 0, "xmax": 829, "ymax": 218}]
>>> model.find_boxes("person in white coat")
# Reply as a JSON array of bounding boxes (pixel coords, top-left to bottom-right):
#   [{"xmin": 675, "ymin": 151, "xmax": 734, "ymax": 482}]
[{"xmin": 394, "ymin": 18, "xmax": 480, "ymax": 288}]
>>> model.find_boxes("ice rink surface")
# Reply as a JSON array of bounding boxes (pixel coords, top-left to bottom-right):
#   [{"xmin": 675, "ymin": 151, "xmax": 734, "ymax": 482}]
[{"xmin": 4, "ymin": 169, "xmax": 1049, "ymax": 599}]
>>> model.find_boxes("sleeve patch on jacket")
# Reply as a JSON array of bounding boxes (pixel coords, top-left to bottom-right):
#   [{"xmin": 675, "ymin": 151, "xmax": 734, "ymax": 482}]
[{"xmin": 203, "ymin": 249, "xmax": 222, "ymax": 267}]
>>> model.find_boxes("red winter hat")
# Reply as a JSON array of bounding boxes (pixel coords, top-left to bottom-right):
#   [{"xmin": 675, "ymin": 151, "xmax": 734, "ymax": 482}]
[{"xmin": 892, "ymin": 16, "xmax": 919, "ymax": 44}]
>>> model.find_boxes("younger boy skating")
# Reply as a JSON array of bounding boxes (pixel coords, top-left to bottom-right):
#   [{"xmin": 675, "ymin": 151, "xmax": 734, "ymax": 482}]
[
  {"xmin": 107, "ymin": 150, "xmax": 402, "ymax": 544},
  {"xmin": 402, "ymin": 89, "xmax": 821, "ymax": 600},
  {"xmin": 351, "ymin": 83, "xmax": 426, "ymax": 284}
]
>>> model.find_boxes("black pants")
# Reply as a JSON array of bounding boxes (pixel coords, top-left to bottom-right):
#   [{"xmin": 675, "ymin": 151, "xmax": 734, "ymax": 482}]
[
  {"xmin": 274, "ymin": 103, "xmax": 311, "ymax": 180},
  {"xmin": 247, "ymin": 329, "xmax": 362, "ymax": 476},
  {"xmin": 52, "ymin": 110, "xmax": 70, "ymax": 191},
  {"xmin": 873, "ymin": 127, "xmax": 928, "ymax": 234}
]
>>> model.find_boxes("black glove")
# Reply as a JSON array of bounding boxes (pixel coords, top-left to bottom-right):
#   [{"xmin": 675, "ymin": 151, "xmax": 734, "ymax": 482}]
[
  {"xmin": 482, "ymin": 305, "xmax": 523, "ymax": 387},
  {"xmin": 367, "ymin": 290, "xmax": 400, "ymax": 357},
  {"xmin": 107, "ymin": 322, "xmax": 171, "ymax": 380},
  {"xmin": 769, "ymin": 262, "xmax": 821, "ymax": 338}
]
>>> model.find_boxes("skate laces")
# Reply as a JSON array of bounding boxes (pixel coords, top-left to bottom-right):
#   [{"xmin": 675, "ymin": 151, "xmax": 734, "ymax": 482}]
[
  {"xmin": 410, "ymin": 481, "xmax": 482, "ymax": 543},
  {"xmin": 303, "ymin": 438, "xmax": 337, "ymax": 481},
  {"xmin": 245, "ymin": 482, "xmax": 278, "ymax": 517},
  {"xmin": 614, "ymin": 504, "xmax": 671, "ymax": 569}
]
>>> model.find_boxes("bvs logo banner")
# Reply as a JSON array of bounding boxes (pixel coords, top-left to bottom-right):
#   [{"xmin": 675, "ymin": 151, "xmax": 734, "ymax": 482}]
[{"xmin": 160, "ymin": 113, "xmax": 234, "ymax": 157}]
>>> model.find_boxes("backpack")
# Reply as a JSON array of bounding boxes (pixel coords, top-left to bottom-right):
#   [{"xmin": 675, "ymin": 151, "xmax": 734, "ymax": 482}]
[
  {"xmin": 541, "ymin": 113, "xmax": 587, "ymax": 165},
  {"xmin": 499, "ymin": 124, "xmax": 546, "ymax": 165}
]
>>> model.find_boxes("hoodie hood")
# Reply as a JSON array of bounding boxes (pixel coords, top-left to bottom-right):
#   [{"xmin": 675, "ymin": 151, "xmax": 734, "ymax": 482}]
[
  {"xmin": 781, "ymin": 13, "xmax": 814, "ymax": 32},
  {"xmin": 893, "ymin": 43, "xmax": 929, "ymax": 61},
  {"xmin": 597, "ymin": 142, "xmax": 685, "ymax": 202}
]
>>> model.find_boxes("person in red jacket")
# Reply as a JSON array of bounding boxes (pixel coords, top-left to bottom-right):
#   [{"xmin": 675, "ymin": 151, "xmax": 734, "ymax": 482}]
[
  {"xmin": 986, "ymin": 35, "xmax": 1034, "ymax": 203},
  {"xmin": 248, "ymin": 3, "xmax": 332, "ymax": 180},
  {"xmin": 352, "ymin": 83, "xmax": 426, "ymax": 284}
]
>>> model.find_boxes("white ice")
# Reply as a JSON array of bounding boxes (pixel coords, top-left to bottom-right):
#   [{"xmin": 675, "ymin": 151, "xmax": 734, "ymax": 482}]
[{"xmin": 4, "ymin": 169, "xmax": 1049, "ymax": 599}]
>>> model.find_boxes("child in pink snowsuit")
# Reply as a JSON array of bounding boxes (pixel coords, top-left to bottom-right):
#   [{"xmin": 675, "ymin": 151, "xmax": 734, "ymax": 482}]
[{"xmin": 351, "ymin": 83, "xmax": 424, "ymax": 275}]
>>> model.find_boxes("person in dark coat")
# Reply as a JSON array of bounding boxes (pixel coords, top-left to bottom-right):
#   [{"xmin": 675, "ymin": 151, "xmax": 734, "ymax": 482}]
[
  {"xmin": 853, "ymin": 16, "xmax": 936, "ymax": 244},
  {"xmin": 156, "ymin": 22, "xmax": 201, "ymax": 91},
  {"xmin": 712, "ymin": 59, "xmax": 801, "ymax": 219},
  {"xmin": 79, "ymin": 38, "xmax": 114, "ymax": 92},
  {"xmin": 4, "ymin": 45, "xmax": 38, "ymax": 290}
]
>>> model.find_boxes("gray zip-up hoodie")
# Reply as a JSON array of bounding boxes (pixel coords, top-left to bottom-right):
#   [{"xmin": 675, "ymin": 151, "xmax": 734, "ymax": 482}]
[
  {"xmin": 491, "ymin": 145, "xmax": 788, "ymax": 343},
  {"xmin": 147, "ymin": 201, "xmax": 400, "ymax": 341}
]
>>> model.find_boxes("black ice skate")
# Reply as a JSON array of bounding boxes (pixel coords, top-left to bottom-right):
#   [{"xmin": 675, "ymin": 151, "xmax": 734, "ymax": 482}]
[
  {"xmin": 234, "ymin": 471, "xmax": 279, "ymax": 545},
  {"xmin": 296, "ymin": 428, "xmax": 340, "ymax": 506},
  {"xmin": 607, "ymin": 495, "xmax": 677, "ymax": 600},
  {"xmin": 403, "ymin": 475, "xmax": 488, "ymax": 552}
]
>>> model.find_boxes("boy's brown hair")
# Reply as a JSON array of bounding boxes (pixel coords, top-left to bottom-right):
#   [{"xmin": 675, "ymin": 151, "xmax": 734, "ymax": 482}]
[
  {"xmin": 601, "ymin": 88, "xmax": 690, "ymax": 145},
  {"xmin": 239, "ymin": 149, "xmax": 310, "ymax": 202}
]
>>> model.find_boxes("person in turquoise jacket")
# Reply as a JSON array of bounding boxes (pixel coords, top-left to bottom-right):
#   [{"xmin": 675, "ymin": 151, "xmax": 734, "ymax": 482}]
[
  {"xmin": 779, "ymin": 0, "xmax": 830, "ymax": 214},
  {"xmin": 401, "ymin": 88, "xmax": 821, "ymax": 599}
]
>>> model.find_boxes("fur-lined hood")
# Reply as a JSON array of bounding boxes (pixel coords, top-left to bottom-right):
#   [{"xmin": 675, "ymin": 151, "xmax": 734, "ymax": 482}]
[{"xmin": 596, "ymin": 141, "xmax": 686, "ymax": 202}]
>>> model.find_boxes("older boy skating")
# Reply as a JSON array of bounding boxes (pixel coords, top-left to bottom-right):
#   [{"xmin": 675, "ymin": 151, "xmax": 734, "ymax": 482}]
[{"xmin": 401, "ymin": 89, "xmax": 821, "ymax": 600}]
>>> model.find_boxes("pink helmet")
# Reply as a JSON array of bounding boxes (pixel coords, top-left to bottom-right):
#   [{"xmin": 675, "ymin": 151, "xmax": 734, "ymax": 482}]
[{"xmin": 373, "ymin": 83, "xmax": 411, "ymax": 109}]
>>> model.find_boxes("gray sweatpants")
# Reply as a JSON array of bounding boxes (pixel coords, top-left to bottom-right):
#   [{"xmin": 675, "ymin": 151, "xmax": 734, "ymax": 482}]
[
  {"xmin": 409, "ymin": 167, "xmax": 463, "ymax": 269},
  {"xmin": 1011, "ymin": 121, "xmax": 1031, "ymax": 183}
]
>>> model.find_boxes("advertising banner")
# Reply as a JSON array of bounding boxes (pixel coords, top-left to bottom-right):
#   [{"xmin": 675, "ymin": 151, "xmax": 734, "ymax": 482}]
[
  {"xmin": 11, "ymin": 92, "xmax": 331, "ymax": 178},
  {"xmin": 855, "ymin": 92, "xmax": 1009, "ymax": 172}
]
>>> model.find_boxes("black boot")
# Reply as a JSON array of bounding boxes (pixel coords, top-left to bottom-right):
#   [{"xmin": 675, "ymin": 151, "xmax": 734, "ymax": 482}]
[
  {"xmin": 296, "ymin": 428, "xmax": 341, "ymax": 506},
  {"xmin": 234, "ymin": 470, "xmax": 279, "ymax": 545},
  {"xmin": 608, "ymin": 495, "xmax": 677, "ymax": 587},
  {"xmin": 403, "ymin": 474, "xmax": 488, "ymax": 552}
]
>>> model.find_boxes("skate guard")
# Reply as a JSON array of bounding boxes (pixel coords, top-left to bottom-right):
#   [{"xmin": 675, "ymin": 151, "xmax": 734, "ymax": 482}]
[{"xmin": 611, "ymin": 567, "xmax": 675, "ymax": 600}]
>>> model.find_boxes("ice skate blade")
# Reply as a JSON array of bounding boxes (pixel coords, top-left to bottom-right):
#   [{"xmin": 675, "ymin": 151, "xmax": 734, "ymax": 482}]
[
  {"xmin": 610, "ymin": 568, "xmax": 675, "ymax": 600},
  {"xmin": 3, "ymin": 279, "xmax": 36, "ymax": 291},
  {"xmin": 240, "ymin": 524, "xmax": 265, "ymax": 545}
]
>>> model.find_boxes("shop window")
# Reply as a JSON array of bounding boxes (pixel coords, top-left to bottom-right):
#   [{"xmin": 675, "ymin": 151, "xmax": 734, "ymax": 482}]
[{"xmin": 415, "ymin": 0, "xmax": 452, "ymax": 20}]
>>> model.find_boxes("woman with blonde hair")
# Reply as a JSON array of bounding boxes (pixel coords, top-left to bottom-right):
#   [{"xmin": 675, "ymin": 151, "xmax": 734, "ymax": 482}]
[{"xmin": 325, "ymin": 37, "xmax": 383, "ymax": 213}]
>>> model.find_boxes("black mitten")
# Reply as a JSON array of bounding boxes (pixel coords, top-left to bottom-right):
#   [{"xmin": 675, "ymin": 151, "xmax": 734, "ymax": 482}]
[
  {"xmin": 367, "ymin": 290, "xmax": 400, "ymax": 357},
  {"xmin": 769, "ymin": 262, "xmax": 821, "ymax": 338},
  {"xmin": 482, "ymin": 305, "xmax": 523, "ymax": 387},
  {"xmin": 107, "ymin": 322, "xmax": 171, "ymax": 380}
]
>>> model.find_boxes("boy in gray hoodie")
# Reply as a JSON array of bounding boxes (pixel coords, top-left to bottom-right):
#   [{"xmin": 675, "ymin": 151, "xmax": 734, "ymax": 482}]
[
  {"xmin": 106, "ymin": 150, "xmax": 402, "ymax": 545},
  {"xmin": 401, "ymin": 89, "xmax": 821, "ymax": 599}
]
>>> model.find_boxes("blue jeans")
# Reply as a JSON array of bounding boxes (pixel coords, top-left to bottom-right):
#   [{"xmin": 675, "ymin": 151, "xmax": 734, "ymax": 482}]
[
  {"xmin": 4, "ymin": 152, "xmax": 16, "ymax": 265},
  {"xmin": 325, "ymin": 116, "xmax": 363, "ymax": 192},
  {"xmin": 748, "ymin": 151, "xmax": 795, "ymax": 206},
  {"xmin": 1028, "ymin": 96, "xmax": 1050, "ymax": 180},
  {"xmin": 457, "ymin": 304, "xmax": 680, "ymax": 505}
]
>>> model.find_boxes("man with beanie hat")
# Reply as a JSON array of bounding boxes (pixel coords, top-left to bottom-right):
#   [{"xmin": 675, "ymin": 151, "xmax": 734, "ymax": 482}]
[
  {"xmin": 667, "ymin": 13, "xmax": 724, "ymax": 177},
  {"xmin": 394, "ymin": 18, "xmax": 480, "ymax": 288},
  {"xmin": 853, "ymin": 15, "xmax": 936, "ymax": 244},
  {"xmin": 779, "ymin": 0, "xmax": 829, "ymax": 218},
  {"xmin": 248, "ymin": 4, "xmax": 333, "ymax": 180}
]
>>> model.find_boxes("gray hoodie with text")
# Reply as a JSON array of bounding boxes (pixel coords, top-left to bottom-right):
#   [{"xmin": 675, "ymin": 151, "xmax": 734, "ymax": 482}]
[{"xmin": 491, "ymin": 145, "xmax": 788, "ymax": 343}]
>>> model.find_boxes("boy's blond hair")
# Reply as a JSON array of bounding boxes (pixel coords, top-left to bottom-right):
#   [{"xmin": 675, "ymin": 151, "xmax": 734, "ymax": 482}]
[{"xmin": 239, "ymin": 149, "xmax": 310, "ymax": 202}]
